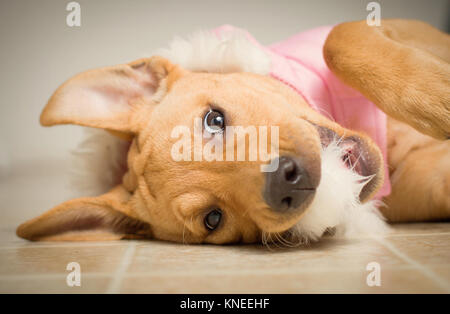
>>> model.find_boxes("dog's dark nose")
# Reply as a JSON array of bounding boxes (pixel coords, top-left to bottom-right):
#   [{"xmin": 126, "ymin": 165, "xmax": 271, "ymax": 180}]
[{"xmin": 263, "ymin": 156, "xmax": 316, "ymax": 212}]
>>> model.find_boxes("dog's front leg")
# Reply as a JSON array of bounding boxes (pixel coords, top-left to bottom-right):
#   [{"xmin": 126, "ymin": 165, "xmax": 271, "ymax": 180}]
[{"xmin": 324, "ymin": 19, "xmax": 450, "ymax": 140}]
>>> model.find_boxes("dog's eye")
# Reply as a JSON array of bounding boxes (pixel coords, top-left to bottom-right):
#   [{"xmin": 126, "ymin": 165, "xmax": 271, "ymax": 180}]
[
  {"xmin": 204, "ymin": 208, "xmax": 222, "ymax": 231},
  {"xmin": 204, "ymin": 109, "xmax": 225, "ymax": 134}
]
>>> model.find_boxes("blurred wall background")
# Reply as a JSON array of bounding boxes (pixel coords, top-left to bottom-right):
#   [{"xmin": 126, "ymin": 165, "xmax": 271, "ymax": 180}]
[{"xmin": 0, "ymin": 0, "xmax": 449, "ymax": 173}]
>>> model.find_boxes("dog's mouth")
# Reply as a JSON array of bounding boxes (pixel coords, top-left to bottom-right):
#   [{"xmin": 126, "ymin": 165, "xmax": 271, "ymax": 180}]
[
  {"xmin": 314, "ymin": 125, "xmax": 366, "ymax": 176},
  {"xmin": 339, "ymin": 138, "xmax": 367, "ymax": 176},
  {"xmin": 313, "ymin": 124, "xmax": 381, "ymax": 200}
]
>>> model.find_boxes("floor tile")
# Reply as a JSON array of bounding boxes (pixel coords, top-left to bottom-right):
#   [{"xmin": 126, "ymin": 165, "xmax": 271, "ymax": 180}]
[
  {"xmin": 119, "ymin": 268, "xmax": 442, "ymax": 293},
  {"xmin": 431, "ymin": 266, "xmax": 450, "ymax": 283},
  {"xmin": 128, "ymin": 237, "xmax": 406, "ymax": 276},
  {"xmin": 0, "ymin": 216, "xmax": 449, "ymax": 293},
  {"xmin": 386, "ymin": 234, "xmax": 450, "ymax": 265},
  {"xmin": 0, "ymin": 274, "xmax": 111, "ymax": 293},
  {"xmin": 0, "ymin": 243, "xmax": 129, "ymax": 275}
]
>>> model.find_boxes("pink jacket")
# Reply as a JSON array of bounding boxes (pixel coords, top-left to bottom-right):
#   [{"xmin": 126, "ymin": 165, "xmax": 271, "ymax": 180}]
[{"xmin": 213, "ymin": 25, "xmax": 390, "ymax": 199}]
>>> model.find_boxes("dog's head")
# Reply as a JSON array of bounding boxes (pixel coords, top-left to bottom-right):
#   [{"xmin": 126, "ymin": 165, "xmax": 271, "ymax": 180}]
[{"xmin": 17, "ymin": 56, "xmax": 384, "ymax": 244}]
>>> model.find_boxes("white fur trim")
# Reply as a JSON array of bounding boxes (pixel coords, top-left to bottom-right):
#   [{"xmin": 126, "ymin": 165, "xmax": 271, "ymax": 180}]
[{"xmin": 156, "ymin": 30, "xmax": 271, "ymax": 74}]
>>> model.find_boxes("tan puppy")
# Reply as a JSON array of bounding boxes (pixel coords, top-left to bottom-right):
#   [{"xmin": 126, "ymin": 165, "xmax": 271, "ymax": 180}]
[{"xmin": 17, "ymin": 20, "xmax": 449, "ymax": 244}]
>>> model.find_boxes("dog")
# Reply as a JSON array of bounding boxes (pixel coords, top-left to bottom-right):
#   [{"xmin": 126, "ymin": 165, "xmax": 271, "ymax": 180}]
[{"xmin": 17, "ymin": 19, "xmax": 449, "ymax": 244}]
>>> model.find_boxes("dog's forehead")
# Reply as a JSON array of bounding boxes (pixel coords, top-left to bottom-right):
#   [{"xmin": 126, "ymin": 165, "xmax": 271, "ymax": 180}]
[
  {"xmin": 170, "ymin": 71, "xmax": 289, "ymax": 99},
  {"xmin": 146, "ymin": 71, "xmax": 308, "ymax": 129}
]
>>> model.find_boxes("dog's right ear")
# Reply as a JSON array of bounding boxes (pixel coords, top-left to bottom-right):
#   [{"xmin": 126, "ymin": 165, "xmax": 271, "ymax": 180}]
[{"xmin": 40, "ymin": 56, "xmax": 185, "ymax": 133}]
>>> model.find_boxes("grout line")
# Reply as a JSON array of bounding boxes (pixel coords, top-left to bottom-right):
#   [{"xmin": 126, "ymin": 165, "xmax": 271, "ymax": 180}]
[
  {"xmin": 0, "ymin": 264, "xmax": 420, "ymax": 280},
  {"xmin": 105, "ymin": 242, "xmax": 136, "ymax": 294},
  {"xmin": 0, "ymin": 263, "xmax": 423, "ymax": 281},
  {"xmin": 0, "ymin": 273, "xmax": 111, "ymax": 280},
  {"xmin": 373, "ymin": 237, "xmax": 450, "ymax": 293},
  {"xmin": 114, "ymin": 266, "xmax": 419, "ymax": 277},
  {"xmin": 385, "ymin": 232, "xmax": 450, "ymax": 238},
  {"xmin": 0, "ymin": 242, "xmax": 131, "ymax": 250}
]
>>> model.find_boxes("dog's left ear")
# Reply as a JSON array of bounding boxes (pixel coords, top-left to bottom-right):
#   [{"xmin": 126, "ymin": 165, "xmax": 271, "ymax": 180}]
[
  {"xmin": 16, "ymin": 186, "xmax": 151, "ymax": 241},
  {"xmin": 40, "ymin": 56, "xmax": 185, "ymax": 133}
]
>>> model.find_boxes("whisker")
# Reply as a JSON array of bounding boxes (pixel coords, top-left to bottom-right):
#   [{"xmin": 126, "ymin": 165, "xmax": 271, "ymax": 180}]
[
  {"xmin": 276, "ymin": 231, "xmax": 296, "ymax": 248},
  {"xmin": 270, "ymin": 232, "xmax": 284, "ymax": 249}
]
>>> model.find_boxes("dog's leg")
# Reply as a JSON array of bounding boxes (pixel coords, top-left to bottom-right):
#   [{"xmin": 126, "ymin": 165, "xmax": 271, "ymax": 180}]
[
  {"xmin": 324, "ymin": 19, "xmax": 450, "ymax": 140},
  {"xmin": 381, "ymin": 117, "xmax": 450, "ymax": 222}
]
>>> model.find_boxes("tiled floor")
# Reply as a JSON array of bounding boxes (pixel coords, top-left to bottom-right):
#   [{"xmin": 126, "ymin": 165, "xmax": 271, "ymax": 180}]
[
  {"xmin": 0, "ymin": 224, "xmax": 449, "ymax": 293},
  {"xmin": 0, "ymin": 163, "xmax": 449, "ymax": 293}
]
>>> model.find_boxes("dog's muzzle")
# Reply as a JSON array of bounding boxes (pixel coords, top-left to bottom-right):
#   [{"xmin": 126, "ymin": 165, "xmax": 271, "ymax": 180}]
[{"xmin": 263, "ymin": 156, "xmax": 317, "ymax": 213}]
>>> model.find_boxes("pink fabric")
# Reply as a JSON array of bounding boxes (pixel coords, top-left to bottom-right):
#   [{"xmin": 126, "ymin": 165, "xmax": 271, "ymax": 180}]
[{"xmin": 213, "ymin": 25, "xmax": 391, "ymax": 199}]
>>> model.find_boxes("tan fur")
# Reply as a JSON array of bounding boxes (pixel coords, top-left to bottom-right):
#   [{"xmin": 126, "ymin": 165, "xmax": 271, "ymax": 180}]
[
  {"xmin": 324, "ymin": 19, "xmax": 450, "ymax": 140},
  {"xmin": 16, "ymin": 186, "xmax": 152, "ymax": 241},
  {"xmin": 381, "ymin": 117, "xmax": 450, "ymax": 222},
  {"xmin": 17, "ymin": 19, "xmax": 449, "ymax": 243}
]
